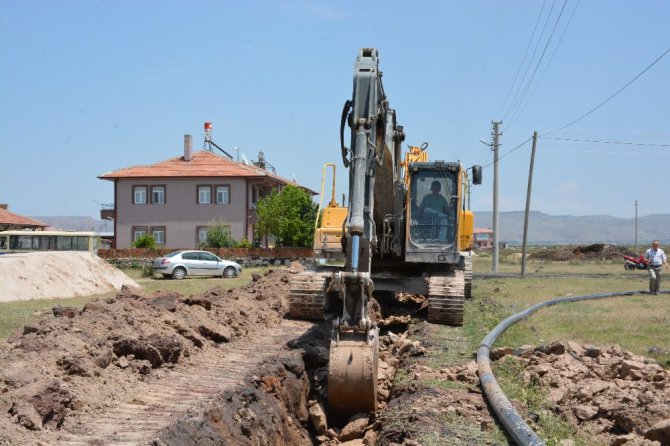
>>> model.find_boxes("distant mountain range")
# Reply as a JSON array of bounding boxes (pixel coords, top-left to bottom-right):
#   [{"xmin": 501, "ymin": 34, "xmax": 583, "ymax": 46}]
[
  {"xmin": 32, "ymin": 212, "xmax": 670, "ymax": 245},
  {"xmin": 32, "ymin": 216, "xmax": 112, "ymax": 233},
  {"xmin": 474, "ymin": 211, "xmax": 670, "ymax": 245}
]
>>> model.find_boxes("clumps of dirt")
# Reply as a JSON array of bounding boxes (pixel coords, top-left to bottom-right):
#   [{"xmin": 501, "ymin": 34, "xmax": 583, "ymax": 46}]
[
  {"xmin": 529, "ymin": 244, "xmax": 634, "ymax": 261},
  {"xmin": 491, "ymin": 341, "xmax": 670, "ymax": 446},
  {"xmin": 0, "ymin": 268, "xmax": 291, "ymax": 443},
  {"xmin": 154, "ymin": 351, "xmax": 313, "ymax": 445}
]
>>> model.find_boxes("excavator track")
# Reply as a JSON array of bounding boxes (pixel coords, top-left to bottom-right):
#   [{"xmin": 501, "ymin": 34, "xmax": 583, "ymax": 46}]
[
  {"xmin": 427, "ymin": 269, "xmax": 465, "ymax": 326},
  {"xmin": 463, "ymin": 254, "xmax": 473, "ymax": 300},
  {"xmin": 288, "ymin": 271, "xmax": 331, "ymax": 320}
]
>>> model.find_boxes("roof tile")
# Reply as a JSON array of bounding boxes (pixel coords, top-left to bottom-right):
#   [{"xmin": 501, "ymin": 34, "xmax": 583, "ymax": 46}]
[{"xmin": 0, "ymin": 208, "xmax": 48, "ymax": 228}]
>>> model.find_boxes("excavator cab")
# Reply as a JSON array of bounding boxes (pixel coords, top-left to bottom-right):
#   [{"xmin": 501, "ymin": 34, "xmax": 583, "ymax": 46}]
[{"xmin": 406, "ymin": 162, "xmax": 462, "ymax": 264}]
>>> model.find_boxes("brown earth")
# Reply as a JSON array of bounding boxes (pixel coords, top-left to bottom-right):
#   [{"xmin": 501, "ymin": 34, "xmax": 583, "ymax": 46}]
[
  {"xmin": 3, "ymin": 255, "xmax": 666, "ymax": 446},
  {"xmin": 0, "ymin": 267, "xmax": 303, "ymax": 445},
  {"xmin": 528, "ymin": 244, "xmax": 634, "ymax": 262},
  {"xmin": 0, "ymin": 252, "xmax": 138, "ymax": 303}
]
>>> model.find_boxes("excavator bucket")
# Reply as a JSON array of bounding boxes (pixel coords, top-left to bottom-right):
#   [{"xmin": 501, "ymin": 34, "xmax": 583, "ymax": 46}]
[{"xmin": 327, "ymin": 328, "xmax": 379, "ymax": 421}]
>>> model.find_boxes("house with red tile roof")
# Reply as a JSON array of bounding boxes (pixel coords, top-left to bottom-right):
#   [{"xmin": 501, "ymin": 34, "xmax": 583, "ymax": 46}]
[
  {"xmin": 0, "ymin": 206, "xmax": 48, "ymax": 231},
  {"xmin": 99, "ymin": 136, "xmax": 315, "ymax": 249},
  {"xmin": 473, "ymin": 227, "xmax": 493, "ymax": 249}
]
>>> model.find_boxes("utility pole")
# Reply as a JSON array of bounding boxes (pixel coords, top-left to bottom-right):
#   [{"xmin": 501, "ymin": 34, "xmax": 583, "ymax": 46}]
[
  {"xmin": 521, "ymin": 131, "xmax": 538, "ymax": 279},
  {"xmin": 492, "ymin": 121, "xmax": 501, "ymax": 272},
  {"xmin": 467, "ymin": 177, "xmax": 472, "ymax": 209},
  {"xmin": 635, "ymin": 200, "xmax": 638, "ymax": 253}
]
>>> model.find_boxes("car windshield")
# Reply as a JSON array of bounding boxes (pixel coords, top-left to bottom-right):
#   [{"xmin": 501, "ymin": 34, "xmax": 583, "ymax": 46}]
[{"xmin": 165, "ymin": 251, "xmax": 182, "ymax": 258}]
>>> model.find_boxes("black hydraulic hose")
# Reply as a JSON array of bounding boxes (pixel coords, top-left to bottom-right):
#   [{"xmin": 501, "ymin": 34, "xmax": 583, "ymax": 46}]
[{"xmin": 476, "ymin": 289, "xmax": 669, "ymax": 446}]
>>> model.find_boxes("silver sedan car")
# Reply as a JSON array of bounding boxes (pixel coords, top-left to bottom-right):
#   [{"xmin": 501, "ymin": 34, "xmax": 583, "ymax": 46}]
[{"xmin": 153, "ymin": 250, "xmax": 242, "ymax": 279}]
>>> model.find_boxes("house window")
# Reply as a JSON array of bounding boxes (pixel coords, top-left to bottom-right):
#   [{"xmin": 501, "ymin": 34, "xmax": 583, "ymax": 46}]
[
  {"xmin": 197, "ymin": 226, "xmax": 209, "ymax": 245},
  {"xmin": 132, "ymin": 226, "xmax": 148, "ymax": 242},
  {"xmin": 151, "ymin": 186, "xmax": 165, "ymax": 204},
  {"xmin": 151, "ymin": 226, "xmax": 166, "ymax": 244},
  {"xmin": 133, "ymin": 186, "xmax": 147, "ymax": 204},
  {"xmin": 198, "ymin": 186, "xmax": 212, "ymax": 204},
  {"xmin": 216, "ymin": 185, "xmax": 230, "ymax": 204}
]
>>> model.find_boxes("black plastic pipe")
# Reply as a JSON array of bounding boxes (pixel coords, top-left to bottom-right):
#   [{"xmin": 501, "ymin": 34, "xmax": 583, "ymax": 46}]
[{"xmin": 476, "ymin": 289, "xmax": 668, "ymax": 445}]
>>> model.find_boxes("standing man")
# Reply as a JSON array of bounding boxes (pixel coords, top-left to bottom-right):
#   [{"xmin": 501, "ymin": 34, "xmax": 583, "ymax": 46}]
[{"xmin": 644, "ymin": 240, "xmax": 668, "ymax": 294}]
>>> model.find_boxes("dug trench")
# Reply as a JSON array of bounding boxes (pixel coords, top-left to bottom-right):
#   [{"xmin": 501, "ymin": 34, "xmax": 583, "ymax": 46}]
[{"xmin": 0, "ymin": 266, "xmax": 426, "ymax": 446}]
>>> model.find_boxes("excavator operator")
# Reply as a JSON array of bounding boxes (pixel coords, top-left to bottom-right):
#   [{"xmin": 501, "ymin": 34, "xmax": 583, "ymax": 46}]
[{"xmin": 420, "ymin": 180, "xmax": 449, "ymax": 216}]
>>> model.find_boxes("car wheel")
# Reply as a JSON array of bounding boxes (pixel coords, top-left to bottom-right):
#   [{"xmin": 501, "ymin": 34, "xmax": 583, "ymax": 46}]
[
  {"xmin": 172, "ymin": 267, "xmax": 187, "ymax": 280},
  {"xmin": 223, "ymin": 266, "xmax": 237, "ymax": 278}
]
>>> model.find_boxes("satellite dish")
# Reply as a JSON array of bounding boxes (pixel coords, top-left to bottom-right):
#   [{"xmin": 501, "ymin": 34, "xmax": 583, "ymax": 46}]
[{"xmin": 241, "ymin": 154, "xmax": 250, "ymax": 165}]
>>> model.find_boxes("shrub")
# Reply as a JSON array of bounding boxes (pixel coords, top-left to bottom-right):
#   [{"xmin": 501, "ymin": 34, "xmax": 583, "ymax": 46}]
[
  {"xmin": 204, "ymin": 219, "xmax": 237, "ymax": 248},
  {"xmin": 133, "ymin": 235, "xmax": 156, "ymax": 249},
  {"xmin": 236, "ymin": 238, "xmax": 254, "ymax": 249}
]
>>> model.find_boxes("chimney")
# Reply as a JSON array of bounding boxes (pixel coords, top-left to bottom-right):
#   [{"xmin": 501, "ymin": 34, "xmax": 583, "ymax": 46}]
[
  {"xmin": 0, "ymin": 204, "xmax": 7, "ymax": 210},
  {"xmin": 184, "ymin": 134, "xmax": 192, "ymax": 161}
]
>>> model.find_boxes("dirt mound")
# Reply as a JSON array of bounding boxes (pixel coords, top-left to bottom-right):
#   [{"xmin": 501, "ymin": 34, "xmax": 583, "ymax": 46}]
[
  {"xmin": 0, "ymin": 252, "xmax": 138, "ymax": 302},
  {"xmin": 0, "ymin": 268, "xmax": 292, "ymax": 445},
  {"xmin": 492, "ymin": 341, "xmax": 670, "ymax": 445},
  {"xmin": 529, "ymin": 244, "xmax": 634, "ymax": 262}
]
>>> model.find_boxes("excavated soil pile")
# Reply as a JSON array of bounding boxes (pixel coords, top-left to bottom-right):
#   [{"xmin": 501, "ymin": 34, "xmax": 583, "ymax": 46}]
[
  {"xmin": 529, "ymin": 244, "xmax": 634, "ymax": 262},
  {"xmin": 0, "ymin": 252, "xmax": 138, "ymax": 302},
  {"xmin": 0, "ymin": 268, "xmax": 293, "ymax": 445},
  {"xmin": 488, "ymin": 342, "xmax": 670, "ymax": 446}
]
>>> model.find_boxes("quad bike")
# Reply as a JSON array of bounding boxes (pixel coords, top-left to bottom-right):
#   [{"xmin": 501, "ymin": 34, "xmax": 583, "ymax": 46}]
[{"xmin": 623, "ymin": 254, "xmax": 649, "ymax": 271}]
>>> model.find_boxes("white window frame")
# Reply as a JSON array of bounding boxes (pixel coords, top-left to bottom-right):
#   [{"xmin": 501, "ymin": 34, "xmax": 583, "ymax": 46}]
[
  {"xmin": 197, "ymin": 226, "xmax": 208, "ymax": 244},
  {"xmin": 198, "ymin": 186, "xmax": 211, "ymax": 204},
  {"xmin": 151, "ymin": 227, "xmax": 165, "ymax": 244},
  {"xmin": 151, "ymin": 186, "xmax": 165, "ymax": 205},
  {"xmin": 133, "ymin": 186, "xmax": 147, "ymax": 205},
  {"xmin": 133, "ymin": 227, "xmax": 147, "ymax": 241},
  {"xmin": 216, "ymin": 185, "xmax": 230, "ymax": 204}
]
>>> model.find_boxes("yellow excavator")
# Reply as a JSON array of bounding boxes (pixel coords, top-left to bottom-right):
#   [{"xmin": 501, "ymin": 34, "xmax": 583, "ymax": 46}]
[{"xmin": 289, "ymin": 48, "xmax": 482, "ymax": 421}]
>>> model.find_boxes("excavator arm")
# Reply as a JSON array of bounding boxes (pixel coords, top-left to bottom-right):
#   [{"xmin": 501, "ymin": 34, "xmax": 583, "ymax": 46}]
[{"xmin": 328, "ymin": 48, "xmax": 405, "ymax": 419}]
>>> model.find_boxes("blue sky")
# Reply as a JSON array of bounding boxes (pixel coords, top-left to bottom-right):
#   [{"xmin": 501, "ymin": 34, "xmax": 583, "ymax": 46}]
[{"xmin": 1, "ymin": 0, "xmax": 668, "ymax": 219}]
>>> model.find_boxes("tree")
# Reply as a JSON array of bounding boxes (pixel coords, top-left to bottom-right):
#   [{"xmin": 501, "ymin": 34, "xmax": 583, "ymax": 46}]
[
  {"xmin": 255, "ymin": 186, "xmax": 317, "ymax": 247},
  {"xmin": 203, "ymin": 218, "xmax": 237, "ymax": 248}
]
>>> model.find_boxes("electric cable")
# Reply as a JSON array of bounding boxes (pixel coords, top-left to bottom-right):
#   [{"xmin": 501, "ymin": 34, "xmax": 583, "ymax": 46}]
[
  {"xmin": 543, "ymin": 47, "xmax": 670, "ymax": 137},
  {"xmin": 495, "ymin": 0, "xmax": 547, "ymax": 119},
  {"xmin": 540, "ymin": 137, "xmax": 670, "ymax": 147},
  {"xmin": 501, "ymin": 0, "xmax": 557, "ymax": 123},
  {"xmin": 505, "ymin": 0, "xmax": 579, "ymax": 132},
  {"xmin": 483, "ymin": 136, "xmax": 533, "ymax": 169},
  {"xmin": 504, "ymin": 0, "xmax": 570, "ymax": 131}
]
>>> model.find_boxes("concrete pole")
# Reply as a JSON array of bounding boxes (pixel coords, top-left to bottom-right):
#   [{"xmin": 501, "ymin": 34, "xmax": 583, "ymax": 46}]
[
  {"xmin": 492, "ymin": 121, "xmax": 501, "ymax": 272},
  {"xmin": 521, "ymin": 131, "xmax": 538, "ymax": 279}
]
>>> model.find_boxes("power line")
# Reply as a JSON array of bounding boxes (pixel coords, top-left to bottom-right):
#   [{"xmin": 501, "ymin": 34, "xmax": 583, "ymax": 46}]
[
  {"xmin": 494, "ymin": 0, "xmax": 547, "ymax": 118},
  {"xmin": 501, "ymin": 0, "xmax": 557, "ymax": 123},
  {"xmin": 483, "ymin": 136, "xmax": 533, "ymax": 169},
  {"xmin": 541, "ymin": 137, "xmax": 670, "ymax": 147},
  {"xmin": 504, "ymin": 0, "xmax": 569, "ymax": 131},
  {"xmin": 505, "ymin": 0, "xmax": 579, "ymax": 132},
  {"xmin": 543, "ymin": 47, "xmax": 670, "ymax": 137}
]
